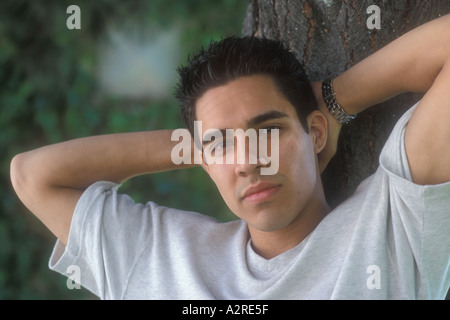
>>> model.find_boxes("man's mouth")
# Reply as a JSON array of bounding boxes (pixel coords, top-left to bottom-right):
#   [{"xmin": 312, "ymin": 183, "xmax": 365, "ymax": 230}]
[{"xmin": 241, "ymin": 182, "xmax": 281, "ymax": 203}]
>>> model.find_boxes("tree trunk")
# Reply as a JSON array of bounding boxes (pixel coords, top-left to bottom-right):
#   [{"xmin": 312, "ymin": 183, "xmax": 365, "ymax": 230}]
[
  {"xmin": 242, "ymin": 0, "xmax": 450, "ymax": 207},
  {"xmin": 242, "ymin": 0, "xmax": 450, "ymax": 300}
]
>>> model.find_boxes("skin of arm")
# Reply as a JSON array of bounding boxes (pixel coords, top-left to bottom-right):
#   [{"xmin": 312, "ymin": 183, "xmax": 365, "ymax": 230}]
[
  {"xmin": 316, "ymin": 14, "xmax": 450, "ymax": 185},
  {"xmin": 10, "ymin": 130, "xmax": 196, "ymax": 245}
]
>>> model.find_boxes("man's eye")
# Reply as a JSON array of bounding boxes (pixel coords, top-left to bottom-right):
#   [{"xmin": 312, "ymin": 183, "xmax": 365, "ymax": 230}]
[
  {"xmin": 213, "ymin": 140, "xmax": 226, "ymax": 150},
  {"xmin": 260, "ymin": 126, "xmax": 281, "ymax": 134},
  {"xmin": 209, "ymin": 139, "xmax": 233, "ymax": 153}
]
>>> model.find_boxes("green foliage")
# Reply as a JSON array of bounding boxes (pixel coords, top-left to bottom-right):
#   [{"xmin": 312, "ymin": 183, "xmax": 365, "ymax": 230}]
[{"xmin": 0, "ymin": 0, "xmax": 248, "ymax": 299}]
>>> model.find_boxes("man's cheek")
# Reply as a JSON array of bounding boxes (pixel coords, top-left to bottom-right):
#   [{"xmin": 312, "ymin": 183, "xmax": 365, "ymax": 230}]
[{"xmin": 260, "ymin": 129, "xmax": 279, "ymax": 176}]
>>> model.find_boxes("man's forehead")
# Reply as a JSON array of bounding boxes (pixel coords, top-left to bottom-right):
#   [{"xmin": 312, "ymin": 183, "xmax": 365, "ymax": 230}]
[
  {"xmin": 197, "ymin": 107, "xmax": 292, "ymax": 136},
  {"xmin": 194, "ymin": 75, "xmax": 296, "ymax": 130},
  {"xmin": 201, "ymin": 110, "xmax": 288, "ymax": 144}
]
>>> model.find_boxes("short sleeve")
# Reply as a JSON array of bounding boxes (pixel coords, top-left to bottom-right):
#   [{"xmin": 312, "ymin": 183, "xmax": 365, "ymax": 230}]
[
  {"xmin": 49, "ymin": 181, "xmax": 156, "ymax": 299},
  {"xmin": 379, "ymin": 102, "xmax": 450, "ymax": 298}
]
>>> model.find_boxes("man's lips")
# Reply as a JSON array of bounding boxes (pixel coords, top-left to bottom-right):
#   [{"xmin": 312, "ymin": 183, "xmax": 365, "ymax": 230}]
[{"xmin": 241, "ymin": 182, "xmax": 281, "ymax": 203}]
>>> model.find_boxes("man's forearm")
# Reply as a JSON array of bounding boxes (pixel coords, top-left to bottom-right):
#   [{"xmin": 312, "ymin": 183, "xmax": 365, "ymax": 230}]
[
  {"xmin": 13, "ymin": 130, "xmax": 191, "ymax": 190},
  {"xmin": 333, "ymin": 14, "xmax": 450, "ymax": 114}
]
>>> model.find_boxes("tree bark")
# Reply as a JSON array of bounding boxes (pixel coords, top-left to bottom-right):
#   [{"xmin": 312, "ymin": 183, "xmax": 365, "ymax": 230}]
[{"xmin": 242, "ymin": 0, "xmax": 450, "ymax": 207}]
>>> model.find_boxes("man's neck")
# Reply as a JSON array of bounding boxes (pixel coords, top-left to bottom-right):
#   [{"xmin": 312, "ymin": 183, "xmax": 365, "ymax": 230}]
[{"xmin": 248, "ymin": 195, "xmax": 330, "ymax": 260}]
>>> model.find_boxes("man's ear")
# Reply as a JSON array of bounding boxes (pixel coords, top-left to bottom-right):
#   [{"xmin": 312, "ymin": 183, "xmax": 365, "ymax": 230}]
[{"xmin": 307, "ymin": 110, "xmax": 328, "ymax": 154}]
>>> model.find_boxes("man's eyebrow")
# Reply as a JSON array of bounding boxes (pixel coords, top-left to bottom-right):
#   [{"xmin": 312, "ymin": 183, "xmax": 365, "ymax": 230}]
[
  {"xmin": 248, "ymin": 110, "xmax": 289, "ymax": 127},
  {"xmin": 201, "ymin": 110, "xmax": 288, "ymax": 146}
]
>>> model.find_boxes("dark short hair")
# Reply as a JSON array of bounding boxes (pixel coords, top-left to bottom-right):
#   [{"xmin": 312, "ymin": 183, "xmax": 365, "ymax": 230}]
[{"xmin": 175, "ymin": 36, "xmax": 317, "ymax": 135}]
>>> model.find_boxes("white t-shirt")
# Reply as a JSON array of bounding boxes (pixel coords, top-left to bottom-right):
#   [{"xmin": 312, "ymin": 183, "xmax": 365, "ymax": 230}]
[{"xmin": 49, "ymin": 103, "xmax": 450, "ymax": 299}]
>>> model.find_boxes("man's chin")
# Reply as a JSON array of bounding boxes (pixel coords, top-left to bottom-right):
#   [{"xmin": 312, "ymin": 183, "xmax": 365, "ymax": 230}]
[{"xmin": 245, "ymin": 212, "xmax": 293, "ymax": 234}]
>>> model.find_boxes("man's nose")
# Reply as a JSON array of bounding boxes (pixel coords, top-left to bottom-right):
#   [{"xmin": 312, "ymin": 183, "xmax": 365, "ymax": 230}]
[{"xmin": 233, "ymin": 136, "xmax": 269, "ymax": 176}]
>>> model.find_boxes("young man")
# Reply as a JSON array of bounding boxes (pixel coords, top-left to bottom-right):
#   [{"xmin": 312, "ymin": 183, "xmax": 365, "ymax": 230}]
[{"xmin": 10, "ymin": 15, "xmax": 450, "ymax": 299}]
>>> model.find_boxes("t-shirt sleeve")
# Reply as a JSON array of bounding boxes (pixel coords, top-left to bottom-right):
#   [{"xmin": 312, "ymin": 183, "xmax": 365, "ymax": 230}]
[
  {"xmin": 379, "ymin": 102, "xmax": 450, "ymax": 298},
  {"xmin": 48, "ymin": 181, "xmax": 157, "ymax": 299}
]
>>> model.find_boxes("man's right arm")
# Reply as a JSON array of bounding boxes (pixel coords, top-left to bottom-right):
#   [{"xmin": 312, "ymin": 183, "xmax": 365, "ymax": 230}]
[{"xmin": 10, "ymin": 130, "xmax": 195, "ymax": 245}]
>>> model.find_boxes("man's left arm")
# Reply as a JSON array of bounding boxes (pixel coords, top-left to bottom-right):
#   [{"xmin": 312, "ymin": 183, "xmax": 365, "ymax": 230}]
[
  {"xmin": 317, "ymin": 14, "xmax": 450, "ymax": 185},
  {"xmin": 404, "ymin": 59, "xmax": 450, "ymax": 185}
]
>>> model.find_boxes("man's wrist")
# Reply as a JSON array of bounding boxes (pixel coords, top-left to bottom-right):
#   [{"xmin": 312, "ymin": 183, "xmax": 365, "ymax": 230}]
[{"xmin": 321, "ymin": 78, "xmax": 357, "ymax": 125}]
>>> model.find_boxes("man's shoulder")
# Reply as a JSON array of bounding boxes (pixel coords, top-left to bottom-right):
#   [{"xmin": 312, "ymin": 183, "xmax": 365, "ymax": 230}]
[{"xmin": 79, "ymin": 180, "xmax": 244, "ymax": 234}]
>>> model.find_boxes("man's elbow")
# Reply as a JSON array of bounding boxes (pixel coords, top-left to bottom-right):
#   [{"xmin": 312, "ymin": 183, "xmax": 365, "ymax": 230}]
[
  {"xmin": 10, "ymin": 152, "xmax": 43, "ymax": 208},
  {"xmin": 10, "ymin": 153, "xmax": 27, "ymax": 197}
]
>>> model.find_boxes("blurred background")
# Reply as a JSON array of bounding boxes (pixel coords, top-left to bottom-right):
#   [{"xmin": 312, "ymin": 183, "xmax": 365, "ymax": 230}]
[{"xmin": 0, "ymin": 0, "xmax": 248, "ymax": 299}]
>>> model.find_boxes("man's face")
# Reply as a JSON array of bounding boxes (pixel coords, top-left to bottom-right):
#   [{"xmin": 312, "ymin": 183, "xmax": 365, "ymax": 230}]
[{"xmin": 195, "ymin": 75, "xmax": 324, "ymax": 234}]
